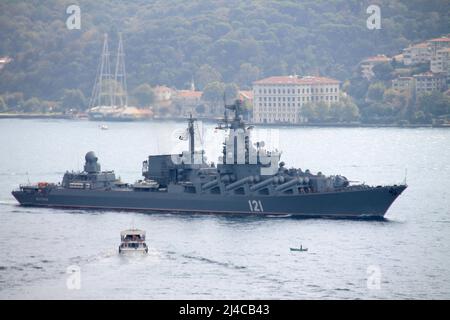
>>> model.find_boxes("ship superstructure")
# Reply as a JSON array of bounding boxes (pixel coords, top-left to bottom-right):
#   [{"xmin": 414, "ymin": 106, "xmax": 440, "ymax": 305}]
[{"xmin": 12, "ymin": 100, "xmax": 406, "ymax": 218}]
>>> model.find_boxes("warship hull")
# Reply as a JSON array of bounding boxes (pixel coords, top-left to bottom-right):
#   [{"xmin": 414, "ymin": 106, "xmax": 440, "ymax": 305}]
[{"xmin": 12, "ymin": 185, "xmax": 406, "ymax": 218}]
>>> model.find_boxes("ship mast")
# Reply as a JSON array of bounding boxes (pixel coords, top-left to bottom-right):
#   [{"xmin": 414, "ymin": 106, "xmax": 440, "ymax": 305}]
[
  {"xmin": 114, "ymin": 32, "xmax": 128, "ymax": 108},
  {"xmin": 89, "ymin": 33, "xmax": 114, "ymax": 108},
  {"xmin": 188, "ymin": 113, "xmax": 195, "ymax": 164}
]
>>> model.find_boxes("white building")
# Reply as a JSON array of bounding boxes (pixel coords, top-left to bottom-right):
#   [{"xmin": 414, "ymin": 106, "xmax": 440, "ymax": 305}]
[
  {"xmin": 413, "ymin": 72, "xmax": 447, "ymax": 96},
  {"xmin": 153, "ymin": 85, "xmax": 174, "ymax": 102},
  {"xmin": 403, "ymin": 42, "xmax": 431, "ymax": 66},
  {"xmin": 359, "ymin": 55, "xmax": 392, "ymax": 80},
  {"xmin": 252, "ymin": 75, "xmax": 340, "ymax": 124},
  {"xmin": 392, "ymin": 77, "xmax": 415, "ymax": 94},
  {"xmin": 431, "ymin": 48, "xmax": 450, "ymax": 80},
  {"xmin": 172, "ymin": 90, "xmax": 203, "ymax": 117},
  {"xmin": 428, "ymin": 37, "xmax": 450, "ymax": 61}
]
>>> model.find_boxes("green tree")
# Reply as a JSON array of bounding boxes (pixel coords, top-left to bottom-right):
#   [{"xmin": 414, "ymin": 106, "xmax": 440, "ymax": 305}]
[
  {"xmin": 329, "ymin": 95, "xmax": 360, "ymax": 122},
  {"xmin": 235, "ymin": 63, "xmax": 261, "ymax": 89},
  {"xmin": 0, "ymin": 96, "xmax": 7, "ymax": 112},
  {"xmin": 4, "ymin": 92, "xmax": 24, "ymax": 110},
  {"xmin": 300, "ymin": 103, "xmax": 317, "ymax": 122},
  {"xmin": 367, "ymin": 82, "xmax": 386, "ymax": 102},
  {"xmin": 61, "ymin": 89, "xmax": 86, "ymax": 111},
  {"xmin": 383, "ymin": 88, "xmax": 410, "ymax": 118},
  {"xmin": 0, "ymin": 0, "xmax": 448, "ymax": 107},
  {"xmin": 202, "ymin": 82, "xmax": 225, "ymax": 105},
  {"xmin": 411, "ymin": 110, "xmax": 431, "ymax": 124},
  {"xmin": 195, "ymin": 65, "xmax": 222, "ymax": 90},
  {"xmin": 315, "ymin": 102, "xmax": 330, "ymax": 122},
  {"xmin": 23, "ymin": 97, "xmax": 43, "ymax": 113},
  {"xmin": 224, "ymin": 83, "xmax": 239, "ymax": 104},
  {"xmin": 300, "ymin": 102, "xmax": 329, "ymax": 122},
  {"xmin": 132, "ymin": 84, "xmax": 155, "ymax": 108},
  {"xmin": 417, "ymin": 92, "xmax": 450, "ymax": 116},
  {"xmin": 372, "ymin": 63, "xmax": 395, "ymax": 81}
]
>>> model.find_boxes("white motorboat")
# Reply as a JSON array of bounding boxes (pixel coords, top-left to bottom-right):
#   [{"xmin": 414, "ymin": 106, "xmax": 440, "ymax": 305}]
[{"xmin": 119, "ymin": 229, "xmax": 148, "ymax": 254}]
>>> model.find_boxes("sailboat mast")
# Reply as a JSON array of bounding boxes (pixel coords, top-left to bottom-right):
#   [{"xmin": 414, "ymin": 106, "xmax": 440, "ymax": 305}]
[
  {"xmin": 114, "ymin": 32, "xmax": 128, "ymax": 107},
  {"xmin": 89, "ymin": 33, "xmax": 114, "ymax": 108},
  {"xmin": 102, "ymin": 34, "xmax": 114, "ymax": 107}
]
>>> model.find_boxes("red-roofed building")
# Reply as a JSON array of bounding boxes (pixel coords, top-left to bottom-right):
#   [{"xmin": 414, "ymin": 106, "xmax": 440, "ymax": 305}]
[
  {"xmin": 153, "ymin": 85, "xmax": 174, "ymax": 102},
  {"xmin": 428, "ymin": 37, "xmax": 450, "ymax": 43},
  {"xmin": 431, "ymin": 48, "xmax": 450, "ymax": 79},
  {"xmin": 359, "ymin": 55, "xmax": 392, "ymax": 79},
  {"xmin": 428, "ymin": 37, "xmax": 450, "ymax": 62},
  {"xmin": 403, "ymin": 42, "xmax": 431, "ymax": 66},
  {"xmin": 176, "ymin": 90, "xmax": 203, "ymax": 100},
  {"xmin": 173, "ymin": 90, "xmax": 204, "ymax": 117},
  {"xmin": 252, "ymin": 75, "xmax": 340, "ymax": 124}
]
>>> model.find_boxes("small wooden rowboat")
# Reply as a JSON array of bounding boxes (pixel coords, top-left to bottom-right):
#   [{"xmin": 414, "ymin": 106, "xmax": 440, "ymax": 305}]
[{"xmin": 290, "ymin": 246, "xmax": 308, "ymax": 252}]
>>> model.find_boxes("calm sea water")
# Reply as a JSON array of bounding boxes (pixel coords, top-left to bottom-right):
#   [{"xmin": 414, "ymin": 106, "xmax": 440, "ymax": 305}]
[{"xmin": 0, "ymin": 119, "xmax": 449, "ymax": 299}]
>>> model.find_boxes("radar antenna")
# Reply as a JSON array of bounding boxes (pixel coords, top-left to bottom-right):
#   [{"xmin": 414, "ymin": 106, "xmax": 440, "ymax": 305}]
[{"xmin": 215, "ymin": 96, "xmax": 246, "ymax": 131}]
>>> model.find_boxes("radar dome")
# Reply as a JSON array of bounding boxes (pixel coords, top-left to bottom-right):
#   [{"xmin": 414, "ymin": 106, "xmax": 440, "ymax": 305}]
[
  {"xmin": 85, "ymin": 151, "xmax": 98, "ymax": 163},
  {"xmin": 84, "ymin": 151, "xmax": 101, "ymax": 173}
]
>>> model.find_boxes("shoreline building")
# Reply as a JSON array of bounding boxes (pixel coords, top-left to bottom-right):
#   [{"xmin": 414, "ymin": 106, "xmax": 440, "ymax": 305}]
[
  {"xmin": 173, "ymin": 90, "xmax": 203, "ymax": 117},
  {"xmin": 413, "ymin": 72, "xmax": 447, "ymax": 96},
  {"xmin": 359, "ymin": 55, "xmax": 392, "ymax": 80},
  {"xmin": 403, "ymin": 42, "xmax": 431, "ymax": 66},
  {"xmin": 392, "ymin": 76, "xmax": 415, "ymax": 96},
  {"xmin": 252, "ymin": 75, "xmax": 340, "ymax": 124},
  {"xmin": 428, "ymin": 37, "xmax": 450, "ymax": 60},
  {"xmin": 431, "ymin": 48, "xmax": 450, "ymax": 82}
]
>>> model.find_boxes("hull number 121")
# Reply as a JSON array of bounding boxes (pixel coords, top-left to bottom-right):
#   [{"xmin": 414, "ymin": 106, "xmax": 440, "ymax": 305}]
[{"xmin": 248, "ymin": 200, "xmax": 264, "ymax": 212}]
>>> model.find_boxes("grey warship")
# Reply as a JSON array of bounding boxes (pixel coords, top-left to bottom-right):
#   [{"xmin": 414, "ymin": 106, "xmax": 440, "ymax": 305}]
[{"xmin": 12, "ymin": 100, "xmax": 406, "ymax": 218}]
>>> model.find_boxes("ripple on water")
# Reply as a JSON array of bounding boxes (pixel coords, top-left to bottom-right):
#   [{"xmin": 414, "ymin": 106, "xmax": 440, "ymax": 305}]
[{"xmin": 1, "ymin": 121, "xmax": 450, "ymax": 299}]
